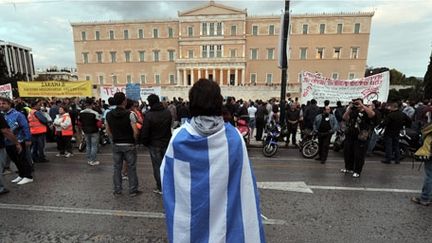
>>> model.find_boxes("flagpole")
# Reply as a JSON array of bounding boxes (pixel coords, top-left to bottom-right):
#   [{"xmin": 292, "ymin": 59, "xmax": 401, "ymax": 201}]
[{"xmin": 279, "ymin": 0, "xmax": 290, "ymax": 126}]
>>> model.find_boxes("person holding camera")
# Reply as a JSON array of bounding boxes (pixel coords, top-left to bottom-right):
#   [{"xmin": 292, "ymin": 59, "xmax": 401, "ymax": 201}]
[{"xmin": 341, "ymin": 98, "xmax": 375, "ymax": 178}]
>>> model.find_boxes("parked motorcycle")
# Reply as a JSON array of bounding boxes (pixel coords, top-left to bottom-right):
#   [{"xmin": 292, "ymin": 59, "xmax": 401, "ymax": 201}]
[
  {"xmin": 333, "ymin": 129, "xmax": 345, "ymax": 152},
  {"xmin": 237, "ymin": 119, "xmax": 250, "ymax": 146},
  {"xmin": 262, "ymin": 122, "xmax": 287, "ymax": 157},
  {"xmin": 373, "ymin": 126, "xmax": 421, "ymax": 159},
  {"xmin": 299, "ymin": 129, "xmax": 319, "ymax": 159}
]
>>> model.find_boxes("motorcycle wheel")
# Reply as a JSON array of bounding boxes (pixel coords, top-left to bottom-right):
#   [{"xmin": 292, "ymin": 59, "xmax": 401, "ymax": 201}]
[
  {"xmin": 399, "ymin": 146, "xmax": 408, "ymax": 160},
  {"xmin": 262, "ymin": 144, "xmax": 278, "ymax": 157},
  {"xmin": 78, "ymin": 142, "xmax": 86, "ymax": 152},
  {"xmin": 301, "ymin": 140, "xmax": 319, "ymax": 159}
]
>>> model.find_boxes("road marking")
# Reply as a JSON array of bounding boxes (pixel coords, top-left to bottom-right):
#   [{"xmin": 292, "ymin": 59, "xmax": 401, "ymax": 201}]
[
  {"xmin": 258, "ymin": 181, "xmax": 421, "ymax": 194},
  {"xmin": 0, "ymin": 203, "xmax": 285, "ymax": 225}
]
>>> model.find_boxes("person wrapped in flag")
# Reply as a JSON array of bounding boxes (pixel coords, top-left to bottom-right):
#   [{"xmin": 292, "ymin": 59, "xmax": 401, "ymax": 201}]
[{"xmin": 161, "ymin": 79, "xmax": 266, "ymax": 243}]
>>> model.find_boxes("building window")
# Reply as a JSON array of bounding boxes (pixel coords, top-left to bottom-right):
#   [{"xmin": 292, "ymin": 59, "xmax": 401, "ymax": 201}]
[
  {"xmin": 202, "ymin": 23, "xmax": 207, "ymax": 36},
  {"xmin": 96, "ymin": 51, "xmax": 103, "ymax": 63},
  {"xmin": 351, "ymin": 47, "xmax": 359, "ymax": 59},
  {"xmin": 266, "ymin": 73, "xmax": 273, "ymax": 84},
  {"xmin": 85, "ymin": 75, "xmax": 90, "ymax": 81},
  {"xmin": 81, "ymin": 31, "xmax": 86, "ymax": 41},
  {"xmin": 168, "ymin": 50, "xmax": 175, "ymax": 61},
  {"xmin": 140, "ymin": 74, "xmax": 146, "ymax": 84},
  {"xmin": 316, "ymin": 48, "xmax": 324, "ymax": 59},
  {"xmin": 169, "ymin": 74, "xmax": 175, "ymax": 84},
  {"xmin": 110, "ymin": 51, "xmax": 116, "ymax": 63},
  {"xmin": 124, "ymin": 29, "xmax": 129, "ymax": 40},
  {"xmin": 333, "ymin": 47, "xmax": 341, "ymax": 59},
  {"xmin": 202, "ymin": 46, "xmax": 208, "ymax": 58},
  {"xmin": 139, "ymin": 51, "xmax": 145, "ymax": 62},
  {"xmin": 269, "ymin": 25, "xmax": 275, "ymax": 35},
  {"xmin": 124, "ymin": 51, "xmax": 131, "ymax": 62},
  {"xmin": 230, "ymin": 49, "xmax": 236, "ymax": 58},
  {"xmin": 99, "ymin": 75, "xmax": 104, "ymax": 84},
  {"xmin": 112, "ymin": 75, "xmax": 117, "ymax": 84},
  {"xmin": 138, "ymin": 29, "xmax": 144, "ymax": 39},
  {"xmin": 216, "ymin": 45, "xmax": 222, "ymax": 58},
  {"xmin": 82, "ymin": 52, "xmax": 89, "ymax": 64},
  {"xmin": 354, "ymin": 23, "xmax": 361, "ymax": 34},
  {"xmin": 302, "ymin": 24, "xmax": 308, "ymax": 34},
  {"xmin": 332, "ymin": 73, "xmax": 339, "ymax": 80},
  {"xmin": 319, "ymin": 24, "xmax": 325, "ymax": 34},
  {"xmin": 251, "ymin": 48, "xmax": 258, "ymax": 60},
  {"xmin": 250, "ymin": 73, "xmax": 257, "ymax": 84},
  {"xmin": 267, "ymin": 48, "xmax": 274, "ymax": 60},
  {"xmin": 209, "ymin": 45, "xmax": 215, "ymax": 58},
  {"xmin": 153, "ymin": 28, "xmax": 159, "ymax": 38},
  {"xmin": 298, "ymin": 73, "xmax": 302, "ymax": 82},
  {"xmin": 127, "ymin": 74, "xmax": 132, "ymax": 83},
  {"xmin": 209, "ymin": 23, "xmax": 215, "ymax": 36},
  {"xmin": 252, "ymin": 25, "xmax": 258, "ymax": 36},
  {"xmin": 168, "ymin": 27, "xmax": 174, "ymax": 38},
  {"xmin": 231, "ymin": 25, "xmax": 237, "ymax": 36},
  {"xmin": 109, "ymin": 30, "xmax": 114, "ymax": 40},
  {"xmin": 337, "ymin": 24, "xmax": 343, "ymax": 34},
  {"xmin": 153, "ymin": 50, "xmax": 160, "ymax": 62},
  {"xmin": 217, "ymin": 22, "xmax": 222, "ymax": 35},
  {"xmin": 300, "ymin": 48, "xmax": 307, "ymax": 60},
  {"xmin": 188, "ymin": 26, "xmax": 193, "ymax": 37},
  {"xmin": 349, "ymin": 73, "xmax": 355, "ymax": 80},
  {"xmin": 155, "ymin": 74, "xmax": 160, "ymax": 84},
  {"xmin": 188, "ymin": 50, "xmax": 194, "ymax": 58},
  {"xmin": 95, "ymin": 31, "xmax": 100, "ymax": 40}
]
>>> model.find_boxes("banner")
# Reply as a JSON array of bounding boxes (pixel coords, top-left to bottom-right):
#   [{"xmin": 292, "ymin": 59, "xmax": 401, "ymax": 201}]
[
  {"xmin": 0, "ymin": 83, "xmax": 13, "ymax": 99},
  {"xmin": 126, "ymin": 83, "xmax": 141, "ymax": 101},
  {"xmin": 301, "ymin": 71, "xmax": 390, "ymax": 106},
  {"xmin": 100, "ymin": 86, "xmax": 161, "ymax": 102},
  {"xmin": 18, "ymin": 81, "xmax": 92, "ymax": 97}
]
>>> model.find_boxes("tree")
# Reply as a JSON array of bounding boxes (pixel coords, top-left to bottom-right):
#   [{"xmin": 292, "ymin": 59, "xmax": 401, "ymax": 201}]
[{"xmin": 424, "ymin": 50, "xmax": 432, "ymax": 99}]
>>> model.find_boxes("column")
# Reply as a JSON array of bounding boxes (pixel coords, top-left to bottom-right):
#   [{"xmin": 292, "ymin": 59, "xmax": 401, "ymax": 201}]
[
  {"xmin": 219, "ymin": 69, "xmax": 223, "ymax": 86},
  {"xmin": 198, "ymin": 68, "xmax": 201, "ymax": 79},
  {"xmin": 241, "ymin": 68, "xmax": 245, "ymax": 85},
  {"xmin": 234, "ymin": 68, "xmax": 238, "ymax": 86},
  {"xmin": 212, "ymin": 68, "xmax": 216, "ymax": 82},
  {"xmin": 191, "ymin": 68, "xmax": 195, "ymax": 86},
  {"xmin": 227, "ymin": 68, "xmax": 231, "ymax": 86},
  {"xmin": 205, "ymin": 68, "xmax": 209, "ymax": 79},
  {"xmin": 176, "ymin": 68, "xmax": 181, "ymax": 86},
  {"xmin": 183, "ymin": 68, "xmax": 187, "ymax": 86}
]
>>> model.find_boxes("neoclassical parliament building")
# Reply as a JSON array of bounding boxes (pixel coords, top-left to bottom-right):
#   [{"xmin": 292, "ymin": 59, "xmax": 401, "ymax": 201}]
[{"xmin": 71, "ymin": 1, "xmax": 373, "ymax": 98}]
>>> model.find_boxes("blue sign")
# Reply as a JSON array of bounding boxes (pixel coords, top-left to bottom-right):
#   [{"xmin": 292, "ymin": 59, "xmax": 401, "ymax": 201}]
[{"xmin": 126, "ymin": 83, "xmax": 141, "ymax": 101}]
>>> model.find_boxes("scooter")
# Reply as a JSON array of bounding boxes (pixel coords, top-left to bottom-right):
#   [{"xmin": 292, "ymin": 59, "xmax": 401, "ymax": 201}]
[
  {"xmin": 237, "ymin": 119, "xmax": 251, "ymax": 146},
  {"xmin": 262, "ymin": 122, "xmax": 284, "ymax": 157}
]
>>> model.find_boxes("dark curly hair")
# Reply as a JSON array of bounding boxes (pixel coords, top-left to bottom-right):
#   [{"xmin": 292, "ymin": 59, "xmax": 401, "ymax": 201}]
[{"xmin": 189, "ymin": 79, "xmax": 223, "ymax": 117}]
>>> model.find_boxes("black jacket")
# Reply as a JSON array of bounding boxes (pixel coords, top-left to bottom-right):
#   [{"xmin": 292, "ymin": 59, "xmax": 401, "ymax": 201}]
[
  {"xmin": 383, "ymin": 110, "xmax": 410, "ymax": 137},
  {"xmin": 79, "ymin": 108, "xmax": 100, "ymax": 134},
  {"xmin": 141, "ymin": 103, "xmax": 172, "ymax": 147},
  {"xmin": 106, "ymin": 107, "xmax": 135, "ymax": 144}
]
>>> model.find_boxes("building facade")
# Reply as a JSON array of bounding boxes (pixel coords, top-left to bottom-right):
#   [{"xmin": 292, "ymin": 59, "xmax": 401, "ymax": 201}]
[
  {"xmin": 0, "ymin": 40, "xmax": 35, "ymax": 81},
  {"xmin": 71, "ymin": 1, "xmax": 373, "ymax": 98}
]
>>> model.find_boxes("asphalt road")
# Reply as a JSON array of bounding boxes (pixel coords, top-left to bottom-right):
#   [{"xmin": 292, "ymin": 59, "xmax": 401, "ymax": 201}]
[{"xmin": 0, "ymin": 143, "xmax": 431, "ymax": 243}]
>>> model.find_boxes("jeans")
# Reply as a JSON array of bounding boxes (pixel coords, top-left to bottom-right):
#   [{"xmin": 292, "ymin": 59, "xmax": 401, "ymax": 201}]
[
  {"xmin": 0, "ymin": 148, "xmax": 6, "ymax": 192},
  {"xmin": 421, "ymin": 160, "xmax": 432, "ymax": 201},
  {"xmin": 367, "ymin": 131, "xmax": 379, "ymax": 154},
  {"xmin": 112, "ymin": 144, "xmax": 138, "ymax": 194},
  {"xmin": 31, "ymin": 133, "xmax": 46, "ymax": 162},
  {"xmin": 286, "ymin": 123, "xmax": 298, "ymax": 145},
  {"xmin": 85, "ymin": 133, "xmax": 99, "ymax": 162},
  {"xmin": 6, "ymin": 142, "xmax": 33, "ymax": 179},
  {"xmin": 149, "ymin": 146, "xmax": 167, "ymax": 191},
  {"xmin": 384, "ymin": 135, "xmax": 400, "ymax": 162}
]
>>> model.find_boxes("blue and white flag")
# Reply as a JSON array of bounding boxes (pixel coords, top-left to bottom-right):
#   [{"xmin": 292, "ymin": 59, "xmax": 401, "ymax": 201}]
[{"xmin": 161, "ymin": 122, "xmax": 266, "ymax": 243}]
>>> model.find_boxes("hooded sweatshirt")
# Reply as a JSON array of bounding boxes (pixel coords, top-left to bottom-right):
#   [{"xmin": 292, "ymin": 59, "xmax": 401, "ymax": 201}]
[{"xmin": 106, "ymin": 106, "xmax": 135, "ymax": 144}]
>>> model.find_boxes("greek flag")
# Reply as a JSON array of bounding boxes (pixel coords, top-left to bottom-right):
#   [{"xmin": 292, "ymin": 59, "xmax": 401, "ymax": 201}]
[{"xmin": 161, "ymin": 122, "xmax": 266, "ymax": 243}]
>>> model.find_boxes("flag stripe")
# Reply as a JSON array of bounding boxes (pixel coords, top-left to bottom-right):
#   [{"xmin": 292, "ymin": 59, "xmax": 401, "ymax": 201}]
[
  {"xmin": 173, "ymin": 158, "xmax": 191, "ymax": 243},
  {"xmin": 225, "ymin": 124, "xmax": 245, "ymax": 243},
  {"xmin": 208, "ymin": 126, "xmax": 229, "ymax": 243},
  {"xmin": 162, "ymin": 156, "xmax": 175, "ymax": 243}
]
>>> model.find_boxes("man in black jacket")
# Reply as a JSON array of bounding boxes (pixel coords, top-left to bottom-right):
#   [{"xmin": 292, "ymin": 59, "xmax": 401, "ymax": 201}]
[
  {"xmin": 141, "ymin": 94, "xmax": 172, "ymax": 194},
  {"xmin": 381, "ymin": 102, "xmax": 410, "ymax": 164}
]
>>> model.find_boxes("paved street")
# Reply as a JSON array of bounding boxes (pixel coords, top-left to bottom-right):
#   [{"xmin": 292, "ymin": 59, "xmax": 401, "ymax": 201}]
[{"xmin": 1, "ymin": 143, "xmax": 431, "ymax": 243}]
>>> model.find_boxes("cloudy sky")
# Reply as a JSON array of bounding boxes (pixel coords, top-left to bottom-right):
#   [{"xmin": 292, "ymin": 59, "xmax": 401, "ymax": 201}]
[{"xmin": 0, "ymin": 0, "xmax": 431, "ymax": 78}]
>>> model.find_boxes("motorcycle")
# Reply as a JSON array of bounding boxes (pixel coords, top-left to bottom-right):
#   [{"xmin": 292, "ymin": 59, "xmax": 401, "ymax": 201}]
[
  {"xmin": 262, "ymin": 122, "xmax": 287, "ymax": 157},
  {"xmin": 372, "ymin": 126, "xmax": 421, "ymax": 159},
  {"xmin": 299, "ymin": 129, "xmax": 319, "ymax": 159},
  {"xmin": 236, "ymin": 119, "xmax": 251, "ymax": 146},
  {"xmin": 333, "ymin": 129, "xmax": 345, "ymax": 152},
  {"xmin": 78, "ymin": 127, "xmax": 111, "ymax": 152}
]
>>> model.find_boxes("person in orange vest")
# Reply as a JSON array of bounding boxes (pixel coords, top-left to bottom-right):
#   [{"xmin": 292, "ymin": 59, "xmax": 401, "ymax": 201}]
[
  {"xmin": 53, "ymin": 106, "xmax": 73, "ymax": 158},
  {"xmin": 28, "ymin": 100, "xmax": 50, "ymax": 163}
]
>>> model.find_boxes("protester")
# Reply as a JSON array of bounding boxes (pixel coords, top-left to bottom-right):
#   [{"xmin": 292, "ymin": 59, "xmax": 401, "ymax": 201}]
[
  {"xmin": 160, "ymin": 79, "xmax": 265, "ymax": 242},
  {"xmin": 313, "ymin": 106, "xmax": 339, "ymax": 164},
  {"xmin": 303, "ymin": 99, "xmax": 320, "ymax": 131},
  {"xmin": 53, "ymin": 106, "xmax": 73, "ymax": 158},
  {"xmin": 141, "ymin": 94, "xmax": 172, "ymax": 194},
  {"xmin": 28, "ymin": 100, "xmax": 49, "ymax": 163},
  {"xmin": 106, "ymin": 92, "xmax": 140, "ymax": 196},
  {"xmin": 341, "ymin": 98, "xmax": 375, "ymax": 178},
  {"xmin": 248, "ymin": 101, "xmax": 257, "ymax": 139},
  {"xmin": 0, "ymin": 113, "xmax": 22, "ymax": 194},
  {"xmin": 285, "ymin": 102, "xmax": 301, "ymax": 147},
  {"xmin": 78, "ymin": 98, "xmax": 102, "ymax": 166},
  {"xmin": 412, "ymin": 123, "xmax": 432, "ymax": 206},
  {"xmin": 255, "ymin": 100, "xmax": 267, "ymax": 141}
]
